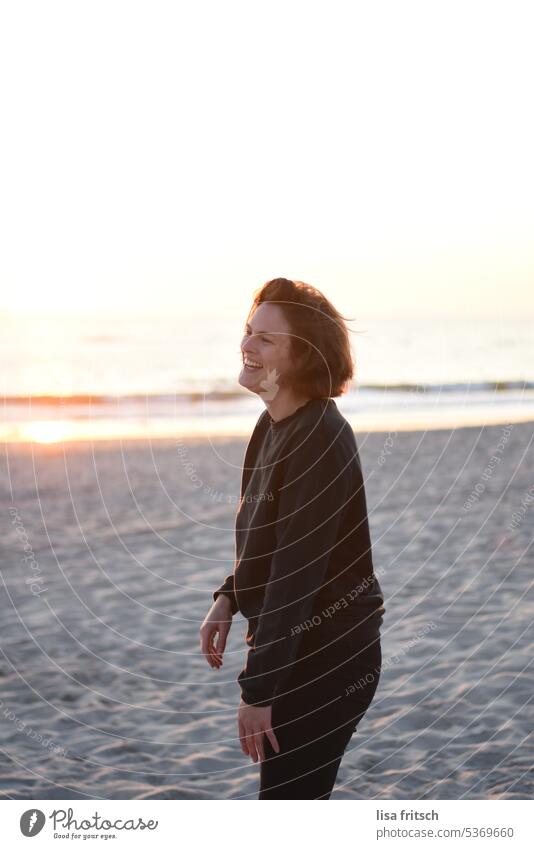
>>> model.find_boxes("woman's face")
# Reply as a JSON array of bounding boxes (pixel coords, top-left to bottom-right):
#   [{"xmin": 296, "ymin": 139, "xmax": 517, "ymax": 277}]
[{"xmin": 239, "ymin": 302, "xmax": 298, "ymax": 399}]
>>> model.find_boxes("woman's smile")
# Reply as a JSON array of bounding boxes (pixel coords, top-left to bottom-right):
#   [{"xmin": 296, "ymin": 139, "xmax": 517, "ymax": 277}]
[{"xmin": 242, "ymin": 355, "xmax": 263, "ymax": 371}]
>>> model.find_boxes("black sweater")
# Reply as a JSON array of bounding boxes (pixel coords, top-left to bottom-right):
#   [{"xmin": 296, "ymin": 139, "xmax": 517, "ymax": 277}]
[{"xmin": 213, "ymin": 397, "xmax": 385, "ymax": 707}]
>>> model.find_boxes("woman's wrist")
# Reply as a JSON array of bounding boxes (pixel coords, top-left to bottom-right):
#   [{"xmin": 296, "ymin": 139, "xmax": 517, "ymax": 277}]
[{"xmin": 214, "ymin": 593, "xmax": 233, "ymax": 614}]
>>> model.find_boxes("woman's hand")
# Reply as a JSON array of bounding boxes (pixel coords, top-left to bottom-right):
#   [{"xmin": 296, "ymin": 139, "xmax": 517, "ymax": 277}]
[
  {"xmin": 238, "ymin": 698, "xmax": 280, "ymax": 763},
  {"xmin": 200, "ymin": 596, "xmax": 233, "ymax": 669}
]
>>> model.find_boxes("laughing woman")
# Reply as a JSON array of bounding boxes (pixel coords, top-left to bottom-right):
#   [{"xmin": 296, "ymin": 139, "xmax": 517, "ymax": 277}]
[{"xmin": 200, "ymin": 277, "xmax": 385, "ymax": 800}]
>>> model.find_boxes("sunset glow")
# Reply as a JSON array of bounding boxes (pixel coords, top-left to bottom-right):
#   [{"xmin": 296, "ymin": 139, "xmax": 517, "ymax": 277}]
[
  {"xmin": 22, "ymin": 421, "xmax": 70, "ymax": 444},
  {"xmin": 1, "ymin": 1, "xmax": 532, "ymax": 321}
]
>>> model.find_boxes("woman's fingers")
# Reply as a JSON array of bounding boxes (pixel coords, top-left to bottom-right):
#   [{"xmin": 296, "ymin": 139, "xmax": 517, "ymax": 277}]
[
  {"xmin": 237, "ymin": 702, "xmax": 277, "ymax": 763},
  {"xmin": 200, "ymin": 626, "xmax": 220, "ymax": 668},
  {"xmin": 265, "ymin": 726, "xmax": 280, "ymax": 754},
  {"xmin": 199, "ymin": 629, "xmax": 212, "ymax": 666},
  {"xmin": 209, "ymin": 633, "xmax": 222, "ymax": 668},
  {"xmin": 214, "ymin": 628, "xmax": 227, "ymax": 657},
  {"xmin": 238, "ymin": 719, "xmax": 249, "ymax": 756},
  {"xmin": 253, "ymin": 731, "xmax": 265, "ymax": 762},
  {"xmin": 199, "ymin": 604, "xmax": 232, "ymax": 669},
  {"xmin": 240, "ymin": 725, "xmax": 274, "ymax": 762},
  {"xmin": 246, "ymin": 734, "xmax": 259, "ymax": 763}
]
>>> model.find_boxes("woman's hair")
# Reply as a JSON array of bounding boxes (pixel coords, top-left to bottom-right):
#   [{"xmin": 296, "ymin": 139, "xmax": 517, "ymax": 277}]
[{"xmin": 247, "ymin": 277, "xmax": 356, "ymax": 398}]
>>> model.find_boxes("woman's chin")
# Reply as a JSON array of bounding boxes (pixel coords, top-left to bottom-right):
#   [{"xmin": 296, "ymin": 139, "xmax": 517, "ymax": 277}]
[{"xmin": 238, "ymin": 369, "xmax": 262, "ymax": 392}]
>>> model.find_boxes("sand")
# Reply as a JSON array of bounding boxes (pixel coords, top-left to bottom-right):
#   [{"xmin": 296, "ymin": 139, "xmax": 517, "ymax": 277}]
[{"xmin": 1, "ymin": 421, "xmax": 533, "ymax": 800}]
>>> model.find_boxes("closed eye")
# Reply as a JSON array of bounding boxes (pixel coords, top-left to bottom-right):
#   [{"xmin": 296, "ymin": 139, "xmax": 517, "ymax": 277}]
[{"xmin": 243, "ymin": 330, "xmax": 272, "ymax": 343}]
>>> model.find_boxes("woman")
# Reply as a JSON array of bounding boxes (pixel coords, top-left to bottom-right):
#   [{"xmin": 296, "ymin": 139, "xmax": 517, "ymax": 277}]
[{"xmin": 200, "ymin": 277, "xmax": 385, "ymax": 800}]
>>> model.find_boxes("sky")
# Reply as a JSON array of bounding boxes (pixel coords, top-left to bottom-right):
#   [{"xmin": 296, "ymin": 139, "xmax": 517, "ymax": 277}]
[{"xmin": 1, "ymin": 0, "xmax": 533, "ymax": 320}]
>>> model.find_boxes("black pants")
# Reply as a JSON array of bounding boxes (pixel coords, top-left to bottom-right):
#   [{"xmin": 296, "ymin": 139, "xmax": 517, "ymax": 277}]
[{"xmin": 259, "ymin": 614, "xmax": 382, "ymax": 800}]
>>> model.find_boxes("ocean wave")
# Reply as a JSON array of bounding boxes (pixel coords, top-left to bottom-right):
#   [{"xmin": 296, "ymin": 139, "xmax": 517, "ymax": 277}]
[{"xmin": 3, "ymin": 381, "xmax": 534, "ymax": 406}]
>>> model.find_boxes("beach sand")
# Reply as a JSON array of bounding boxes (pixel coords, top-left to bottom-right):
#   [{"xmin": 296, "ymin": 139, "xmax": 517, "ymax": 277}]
[{"xmin": 1, "ymin": 420, "xmax": 533, "ymax": 800}]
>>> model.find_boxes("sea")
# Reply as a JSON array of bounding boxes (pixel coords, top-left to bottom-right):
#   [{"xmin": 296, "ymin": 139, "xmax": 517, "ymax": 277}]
[{"xmin": 1, "ymin": 312, "xmax": 533, "ymax": 442}]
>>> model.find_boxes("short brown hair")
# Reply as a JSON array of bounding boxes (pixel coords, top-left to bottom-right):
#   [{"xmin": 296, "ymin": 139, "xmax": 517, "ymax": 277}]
[{"xmin": 247, "ymin": 278, "xmax": 356, "ymax": 398}]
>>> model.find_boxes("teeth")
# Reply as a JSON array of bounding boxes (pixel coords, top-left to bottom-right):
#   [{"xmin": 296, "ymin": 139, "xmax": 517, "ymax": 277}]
[{"xmin": 244, "ymin": 357, "xmax": 262, "ymax": 368}]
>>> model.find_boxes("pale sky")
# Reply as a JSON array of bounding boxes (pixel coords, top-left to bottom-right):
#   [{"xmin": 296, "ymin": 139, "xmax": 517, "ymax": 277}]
[{"xmin": 1, "ymin": 0, "xmax": 532, "ymax": 319}]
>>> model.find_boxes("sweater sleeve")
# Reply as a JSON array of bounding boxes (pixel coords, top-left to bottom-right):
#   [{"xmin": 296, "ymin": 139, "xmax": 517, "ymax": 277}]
[
  {"xmin": 213, "ymin": 573, "xmax": 239, "ymax": 616},
  {"xmin": 237, "ymin": 425, "xmax": 353, "ymax": 707},
  {"xmin": 211, "ymin": 412, "xmax": 269, "ymax": 618}
]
